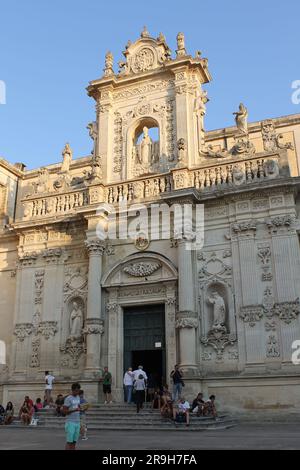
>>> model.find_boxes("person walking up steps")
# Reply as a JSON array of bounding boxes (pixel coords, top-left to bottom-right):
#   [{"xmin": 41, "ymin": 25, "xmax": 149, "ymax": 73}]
[{"xmin": 134, "ymin": 374, "xmax": 146, "ymax": 413}]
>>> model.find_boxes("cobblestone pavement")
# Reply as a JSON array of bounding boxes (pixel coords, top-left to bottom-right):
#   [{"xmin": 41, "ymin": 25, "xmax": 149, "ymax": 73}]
[{"xmin": 0, "ymin": 423, "xmax": 300, "ymax": 450}]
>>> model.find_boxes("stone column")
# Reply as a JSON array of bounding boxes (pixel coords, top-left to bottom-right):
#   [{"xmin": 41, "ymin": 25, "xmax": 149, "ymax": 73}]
[
  {"xmin": 176, "ymin": 238, "xmax": 198, "ymax": 373},
  {"xmin": 84, "ymin": 240, "xmax": 105, "ymax": 376}
]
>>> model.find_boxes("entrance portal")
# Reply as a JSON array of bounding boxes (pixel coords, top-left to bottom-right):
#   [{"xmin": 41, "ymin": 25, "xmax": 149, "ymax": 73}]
[{"xmin": 124, "ymin": 304, "xmax": 166, "ymax": 387}]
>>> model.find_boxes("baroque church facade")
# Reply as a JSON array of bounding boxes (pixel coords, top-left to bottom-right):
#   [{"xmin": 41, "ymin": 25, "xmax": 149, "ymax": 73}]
[{"xmin": 1, "ymin": 29, "xmax": 300, "ymax": 415}]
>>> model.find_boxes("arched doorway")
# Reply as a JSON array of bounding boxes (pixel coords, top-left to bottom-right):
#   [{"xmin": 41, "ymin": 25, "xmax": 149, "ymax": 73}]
[{"xmin": 102, "ymin": 252, "xmax": 178, "ymax": 401}]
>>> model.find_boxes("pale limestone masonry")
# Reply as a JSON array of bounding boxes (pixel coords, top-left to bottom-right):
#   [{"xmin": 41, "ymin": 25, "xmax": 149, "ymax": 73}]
[{"xmin": 1, "ymin": 30, "xmax": 300, "ymax": 415}]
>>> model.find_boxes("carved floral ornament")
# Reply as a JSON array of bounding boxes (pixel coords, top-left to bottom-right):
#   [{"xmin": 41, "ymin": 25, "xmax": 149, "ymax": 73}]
[
  {"xmin": 83, "ymin": 318, "xmax": 104, "ymax": 335},
  {"xmin": 14, "ymin": 321, "xmax": 58, "ymax": 342},
  {"xmin": 201, "ymin": 332, "xmax": 237, "ymax": 361},
  {"xmin": 240, "ymin": 299, "xmax": 300, "ymax": 327},
  {"xmin": 123, "ymin": 261, "xmax": 161, "ymax": 277}
]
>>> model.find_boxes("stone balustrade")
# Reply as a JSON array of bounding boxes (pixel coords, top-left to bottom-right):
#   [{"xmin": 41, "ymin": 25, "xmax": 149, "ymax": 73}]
[{"xmin": 21, "ymin": 154, "xmax": 282, "ymax": 220}]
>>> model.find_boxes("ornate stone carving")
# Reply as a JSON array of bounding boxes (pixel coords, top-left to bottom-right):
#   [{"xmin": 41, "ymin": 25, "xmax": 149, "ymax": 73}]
[
  {"xmin": 19, "ymin": 252, "xmax": 38, "ymax": 267},
  {"xmin": 175, "ymin": 317, "xmax": 198, "ymax": 329},
  {"xmin": 42, "ymin": 248, "xmax": 63, "ymax": 263},
  {"xmin": 266, "ymin": 334, "xmax": 280, "ymax": 358},
  {"xmin": 198, "ymin": 252, "xmax": 231, "ymax": 279},
  {"xmin": 34, "ymin": 269, "xmax": 45, "ymax": 304},
  {"xmin": 85, "ymin": 240, "xmax": 106, "ymax": 255},
  {"xmin": 272, "ymin": 300, "xmax": 300, "ymax": 324},
  {"xmin": 132, "ymin": 47, "xmax": 155, "ymax": 73},
  {"xmin": 231, "ymin": 221, "xmax": 257, "ymax": 236},
  {"xmin": 83, "ymin": 318, "xmax": 104, "ymax": 335},
  {"xmin": 240, "ymin": 305, "xmax": 263, "ymax": 327},
  {"xmin": 60, "ymin": 336, "xmax": 86, "ymax": 367},
  {"xmin": 258, "ymin": 245, "xmax": 271, "ymax": 266},
  {"xmin": 14, "ymin": 323, "xmax": 33, "ymax": 341},
  {"xmin": 38, "ymin": 321, "xmax": 58, "ymax": 340},
  {"xmin": 261, "ymin": 120, "xmax": 294, "ymax": 152},
  {"xmin": 202, "ymin": 145, "xmax": 229, "ymax": 159},
  {"xmin": 266, "ymin": 215, "xmax": 294, "ymax": 231},
  {"xmin": 231, "ymin": 137, "xmax": 255, "ymax": 156},
  {"xmin": 106, "ymin": 302, "xmax": 118, "ymax": 313},
  {"xmin": 123, "ymin": 261, "xmax": 161, "ymax": 277},
  {"xmin": 113, "ymin": 112, "xmax": 123, "ymax": 174},
  {"xmin": 201, "ymin": 331, "xmax": 237, "ymax": 361},
  {"xmin": 30, "ymin": 337, "xmax": 40, "ymax": 368},
  {"xmin": 134, "ymin": 234, "xmax": 150, "ymax": 251}
]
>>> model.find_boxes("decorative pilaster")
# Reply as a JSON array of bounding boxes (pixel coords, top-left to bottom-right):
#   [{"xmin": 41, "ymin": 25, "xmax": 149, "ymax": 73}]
[
  {"xmin": 84, "ymin": 240, "xmax": 105, "ymax": 375},
  {"xmin": 177, "ymin": 237, "xmax": 198, "ymax": 373}
]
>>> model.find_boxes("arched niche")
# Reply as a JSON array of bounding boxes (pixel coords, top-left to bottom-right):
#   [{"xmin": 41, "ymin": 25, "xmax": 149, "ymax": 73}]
[
  {"xmin": 126, "ymin": 117, "xmax": 161, "ymax": 178},
  {"xmin": 201, "ymin": 278, "xmax": 236, "ymax": 339}
]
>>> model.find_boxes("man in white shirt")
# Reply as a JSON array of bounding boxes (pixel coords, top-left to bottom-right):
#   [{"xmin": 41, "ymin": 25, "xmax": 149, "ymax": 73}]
[
  {"xmin": 45, "ymin": 371, "xmax": 55, "ymax": 404},
  {"xmin": 173, "ymin": 397, "xmax": 190, "ymax": 426},
  {"xmin": 133, "ymin": 365, "xmax": 148, "ymax": 382},
  {"xmin": 123, "ymin": 367, "xmax": 134, "ymax": 404}
]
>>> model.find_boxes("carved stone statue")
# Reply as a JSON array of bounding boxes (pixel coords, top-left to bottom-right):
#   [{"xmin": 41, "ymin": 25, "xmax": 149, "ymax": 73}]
[
  {"xmin": 233, "ymin": 103, "xmax": 248, "ymax": 135},
  {"xmin": 35, "ymin": 167, "xmax": 49, "ymax": 193},
  {"xmin": 176, "ymin": 32, "xmax": 186, "ymax": 57},
  {"xmin": 207, "ymin": 291, "xmax": 226, "ymax": 331},
  {"xmin": 194, "ymin": 89, "xmax": 209, "ymax": 151},
  {"xmin": 177, "ymin": 138, "xmax": 186, "ymax": 164},
  {"xmin": 61, "ymin": 143, "xmax": 72, "ymax": 173},
  {"xmin": 87, "ymin": 121, "xmax": 98, "ymax": 155},
  {"xmin": 104, "ymin": 51, "xmax": 114, "ymax": 77},
  {"xmin": 69, "ymin": 301, "xmax": 84, "ymax": 339},
  {"xmin": 141, "ymin": 26, "xmax": 150, "ymax": 38},
  {"xmin": 140, "ymin": 127, "xmax": 152, "ymax": 165}
]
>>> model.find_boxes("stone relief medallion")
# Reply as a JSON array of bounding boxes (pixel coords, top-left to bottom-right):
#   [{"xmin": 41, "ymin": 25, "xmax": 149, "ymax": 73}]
[
  {"xmin": 134, "ymin": 233, "xmax": 150, "ymax": 251},
  {"xmin": 131, "ymin": 48, "xmax": 155, "ymax": 73}
]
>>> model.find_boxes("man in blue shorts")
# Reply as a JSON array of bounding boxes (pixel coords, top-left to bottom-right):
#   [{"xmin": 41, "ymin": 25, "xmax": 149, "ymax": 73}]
[{"xmin": 63, "ymin": 382, "xmax": 81, "ymax": 450}]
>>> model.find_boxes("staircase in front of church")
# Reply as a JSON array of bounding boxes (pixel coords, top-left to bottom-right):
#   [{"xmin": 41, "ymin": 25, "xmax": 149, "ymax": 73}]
[{"xmin": 13, "ymin": 403, "xmax": 237, "ymax": 431}]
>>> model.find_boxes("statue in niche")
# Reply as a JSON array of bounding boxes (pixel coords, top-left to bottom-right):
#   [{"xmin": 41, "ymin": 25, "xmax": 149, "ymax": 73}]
[
  {"xmin": 69, "ymin": 301, "xmax": 84, "ymax": 339},
  {"xmin": 233, "ymin": 103, "xmax": 248, "ymax": 135},
  {"xmin": 207, "ymin": 291, "xmax": 227, "ymax": 332},
  {"xmin": 140, "ymin": 127, "xmax": 152, "ymax": 165},
  {"xmin": 61, "ymin": 143, "xmax": 73, "ymax": 173}
]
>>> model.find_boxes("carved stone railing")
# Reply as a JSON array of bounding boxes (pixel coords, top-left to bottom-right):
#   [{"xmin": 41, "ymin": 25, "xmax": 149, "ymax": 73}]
[
  {"xmin": 21, "ymin": 153, "xmax": 284, "ymax": 220},
  {"xmin": 106, "ymin": 173, "xmax": 173, "ymax": 203},
  {"xmin": 23, "ymin": 189, "xmax": 89, "ymax": 219}
]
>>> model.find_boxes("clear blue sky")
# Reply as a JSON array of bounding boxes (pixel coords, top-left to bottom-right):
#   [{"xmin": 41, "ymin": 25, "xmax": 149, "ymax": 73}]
[{"xmin": 1, "ymin": 0, "xmax": 299, "ymax": 169}]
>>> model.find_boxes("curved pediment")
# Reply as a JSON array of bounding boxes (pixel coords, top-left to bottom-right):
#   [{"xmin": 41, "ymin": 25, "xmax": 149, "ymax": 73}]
[
  {"xmin": 119, "ymin": 28, "xmax": 171, "ymax": 76},
  {"xmin": 102, "ymin": 252, "xmax": 177, "ymax": 288}
]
